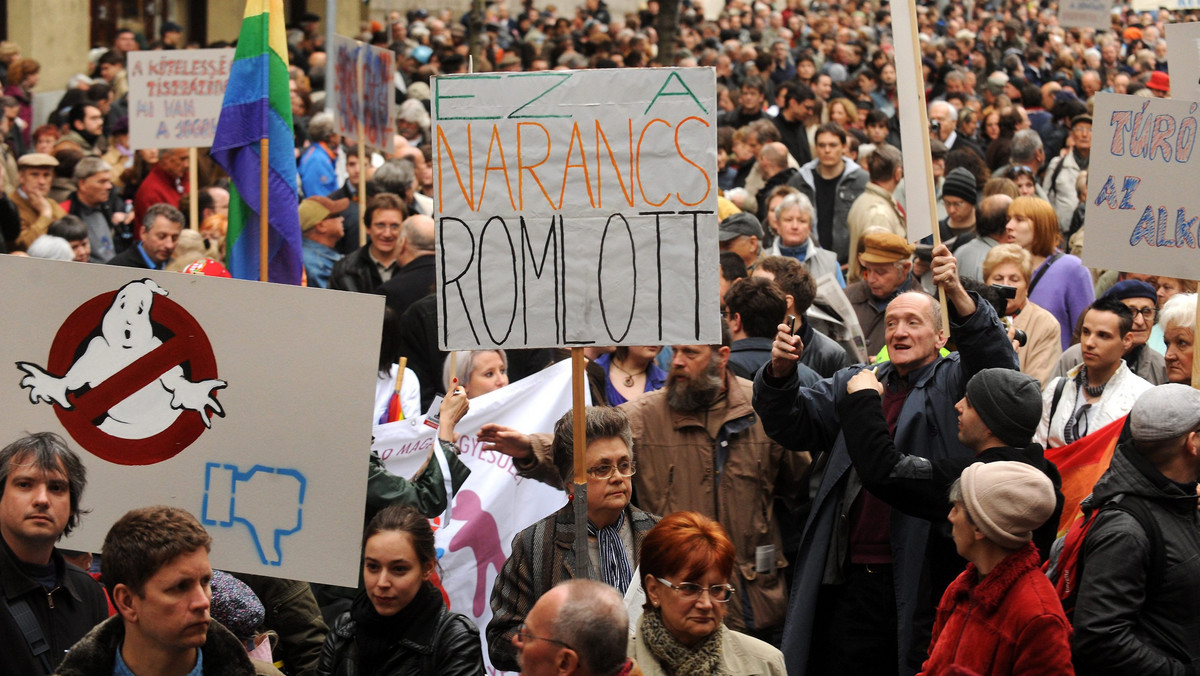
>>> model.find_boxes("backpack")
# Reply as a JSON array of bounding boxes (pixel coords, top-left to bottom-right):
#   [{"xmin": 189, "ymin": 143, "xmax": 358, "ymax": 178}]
[{"xmin": 1045, "ymin": 493, "xmax": 1165, "ymax": 622}]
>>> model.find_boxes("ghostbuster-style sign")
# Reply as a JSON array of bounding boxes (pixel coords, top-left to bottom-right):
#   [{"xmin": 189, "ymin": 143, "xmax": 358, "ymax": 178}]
[{"xmin": 16, "ymin": 278, "xmax": 226, "ymax": 465}]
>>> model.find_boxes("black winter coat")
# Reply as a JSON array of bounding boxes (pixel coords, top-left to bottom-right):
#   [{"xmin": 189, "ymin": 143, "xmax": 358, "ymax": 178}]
[{"xmin": 317, "ymin": 586, "xmax": 483, "ymax": 676}]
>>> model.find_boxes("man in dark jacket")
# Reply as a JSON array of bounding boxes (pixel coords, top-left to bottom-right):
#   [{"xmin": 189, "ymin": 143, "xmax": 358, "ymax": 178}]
[
  {"xmin": 754, "ymin": 244, "xmax": 1019, "ymax": 676},
  {"xmin": 1071, "ymin": 384, "xmax": 1200, "ymax": 675},
  {"xmin": 330, "ymin": 193, "xmax": 404, "ymax": 293},
  {"xmin": 754, "ymin": 255, "xmax": 851, "ymax": 379},
  {"xmin": 724, "ymin": 275, "xmax": 788, "ymax": 379},
  {"xmin": 57, "ymin": 505, "xmax": 255, "ymax": 676},
  {"xmin": 838, "ymin": 367, "xmax": 1063, "ymax": 558},
  {"xmin": 0, "ymin": 432, "xmax": 108, "ymax": 675}
]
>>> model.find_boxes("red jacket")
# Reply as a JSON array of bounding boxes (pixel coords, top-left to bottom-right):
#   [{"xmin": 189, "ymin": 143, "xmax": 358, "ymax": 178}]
[
  {"xmin": 132, "ymin": 165, "xmax": 186, "ymax": 239},
  {"xmin": 920, "ymin": 543, "xmax": 1074, "ymax": 676}
]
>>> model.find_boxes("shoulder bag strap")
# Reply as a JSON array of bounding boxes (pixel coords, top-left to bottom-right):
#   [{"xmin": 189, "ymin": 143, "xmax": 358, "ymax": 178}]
[
  {"xmin": 1027, "ymin": 252, "xmax": 1064, "ymax": 296},
  {"xmin": 3, "ymin": 596, "xmax": 53, "ymax": 675}
]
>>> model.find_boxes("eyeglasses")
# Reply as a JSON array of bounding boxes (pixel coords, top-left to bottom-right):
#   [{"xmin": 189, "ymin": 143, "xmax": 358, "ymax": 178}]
[
  {"xmin": 515, "ymin": 623, "xmax": 574, "ymax": 651},
  {"xmin": 586, "ymin": 461, "xmax": 636, "ymax": 480},
  {"xmin": 1127, "ymin": 306, "xmax": 1157, "ymax": 321},
  {"xmin": 655, "ymin": 577, "xmax": 735, "ymax": 603}
]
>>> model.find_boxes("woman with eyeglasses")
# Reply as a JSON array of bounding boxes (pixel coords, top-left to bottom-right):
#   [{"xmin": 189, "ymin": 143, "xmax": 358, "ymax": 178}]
[
  {"xmin": 630, "ymin": 512, "xmax": 786, "ymax": 676},
  {"xmin": 317, "ymin": 504, "xmax": 483, "ymax": 676},
  {"xmin": 486, "ymin": 406, "xmax": 660, "ymax": 672}
]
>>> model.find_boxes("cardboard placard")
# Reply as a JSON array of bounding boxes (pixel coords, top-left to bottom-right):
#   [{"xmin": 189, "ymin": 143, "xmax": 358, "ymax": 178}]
[
  {"xmin": 332, "ymin": 35, "xmax": 396, "ymax": 153},
  {"xmin": 1059, "ymin": 0, "xmax": 1114, "ymax": 30},
  {"xmin": 128, "ymin": 48, "xmax": 236, "ymax": 149},
  {"xmin": 1166, "ymin": 22, "xmax": 1200, "ymax": 102},
  {"xmin": 432, "ymin": 67, "xmax": 720, "ymax": 350},
  {"xmin": 1082, "ymin": 93, "xmax": 1200, "ymax": 280},
  {"xmin": 0, "ymin": 257, "xmax": 378, "ymax": 586}
]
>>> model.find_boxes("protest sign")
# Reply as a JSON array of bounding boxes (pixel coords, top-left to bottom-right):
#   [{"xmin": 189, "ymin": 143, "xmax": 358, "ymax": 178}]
[
  {"xmin": 1082, "ymin": 93, "xmax": 1200, "ymax": 281},
  {"xmin": 0, "ymin": 257, "xmax": 379, "ymax": 587},
  {"xmin": 1058, "ymin": 0, "xmax": 1113, "ymax": 30},
  {"xmin": 889, "ymin": 0, "xmax": 934, "ymax": 243},
  {"xmin": 432, "ymin": 67, "xmax": 720, "ymax": 350},
  {"xmin": 373, "ymin": 359, "xmax": 576, "ymax": 674},
  {"xmin": 1132, "ymin": 0, "xmax": 1200, "ymax": 9},
  {"xmin": 1166, "ymin": 23, "xmax": 1200, "ymax": 102},
  {"xmin": 332, "ymin": 35, "xmax": 396, "ymax": 153},
  {"xmin": 332, "ymin": 35, "xmax": 362, "ymax": 144},
  {"xmin": 128, "ymin": 48, "xmax": 235, "ymax": 149}
]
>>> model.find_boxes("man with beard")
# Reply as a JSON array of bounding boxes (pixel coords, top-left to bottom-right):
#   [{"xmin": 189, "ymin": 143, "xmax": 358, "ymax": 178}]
[{"xmin": 482, "ymin": 323, "xmax": 819, "ymax": 645}]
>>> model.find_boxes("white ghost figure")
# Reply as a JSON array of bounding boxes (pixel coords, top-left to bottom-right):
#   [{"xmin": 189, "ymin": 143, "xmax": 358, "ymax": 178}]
[{"xmin": 17, "ymin": 279, "xmax": 227, "ymax": 439}]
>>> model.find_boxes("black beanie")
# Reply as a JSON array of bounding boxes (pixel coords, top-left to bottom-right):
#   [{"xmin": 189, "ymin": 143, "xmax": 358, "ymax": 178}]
[
  {"xmin": 965, "ymin": 368, "xmax": 1043, "ymax": 447},
  {"xmin": 942, "ymin": 167, "xmax": 978, "ymax": 206}
]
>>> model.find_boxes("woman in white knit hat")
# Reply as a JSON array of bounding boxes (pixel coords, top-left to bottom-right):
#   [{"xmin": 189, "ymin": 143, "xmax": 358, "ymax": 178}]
[{"xmin": 919, "ymin": 461, "xmax": 1073, "ymax": 676}]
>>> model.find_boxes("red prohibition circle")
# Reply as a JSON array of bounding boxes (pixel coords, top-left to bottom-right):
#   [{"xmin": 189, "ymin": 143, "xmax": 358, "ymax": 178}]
[{"xmin": 45, "ymin": 289, "xmax": 219, "ymax": 466}]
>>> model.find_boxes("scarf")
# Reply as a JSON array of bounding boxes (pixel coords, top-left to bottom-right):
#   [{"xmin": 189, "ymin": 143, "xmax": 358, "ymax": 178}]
[
  {"xmin": 640, "ymin": 607, "xmax": 723, "ymax": 676},
  {"xmin": 586, "ymin": 510, "xmax": 632, "ymax": 593},
  {"xmin": 349, "ymin": 581, "xmax": 439, "ymax": 674}
]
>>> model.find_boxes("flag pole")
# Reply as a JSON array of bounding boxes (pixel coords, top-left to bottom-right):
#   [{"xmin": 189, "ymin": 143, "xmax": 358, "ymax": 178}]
[
  {"xmin": 260, "ymin": 137, "xmax": 269, "ymax": 282},
  {"xmin": 571, "ymin": 347, "xmax": 592, "ymax": 580},
  {"xmin": 188, "ymin": 148, "xmax": 199, "ymax": 229},
  {"xmin": 358, "ymin": 47, "xmax": 368, "ymax": 248}
]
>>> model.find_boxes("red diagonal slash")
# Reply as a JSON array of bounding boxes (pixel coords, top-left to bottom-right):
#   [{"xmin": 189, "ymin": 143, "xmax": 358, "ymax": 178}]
[{"xmin": 69, "ymin": 334, "xmax": 200, "ymax": 420}]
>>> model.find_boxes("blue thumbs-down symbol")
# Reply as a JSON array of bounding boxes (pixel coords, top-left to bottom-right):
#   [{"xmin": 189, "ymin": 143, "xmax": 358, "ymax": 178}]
[{"xmin": 202, "ymin": 463, "xmax": 306, "ymax": 566}]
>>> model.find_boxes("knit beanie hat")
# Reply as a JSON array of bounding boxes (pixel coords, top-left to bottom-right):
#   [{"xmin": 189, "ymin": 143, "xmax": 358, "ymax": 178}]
[
  {"xmin": 965, "ymin": 368, "xmax": 1043, "ymax": 448},
  {"xmin": 960, "ymin": 461, "xmax": 1055, "ymax": 550},
  {"xmin": 942, "ymin": 167, "xmax": 978, "ymax": 206},
  {"xmin": 209, "ymin": 570, "xmax": 265, "ymax": 641}
]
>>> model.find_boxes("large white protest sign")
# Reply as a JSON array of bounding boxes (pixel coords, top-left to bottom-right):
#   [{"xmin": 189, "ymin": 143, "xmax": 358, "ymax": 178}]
[
  {"xmin": 432, "ymin": 67, "xmax": 720, "ymax": 350},
  {"xmin": 0, "ymin": 257, "xmax": 379, "ymax": 586},
  {"xmin": 373, "ymin": 359, "xmax": 576, "ymax": 675},
  {"xmin": 1082, "ymin": 93, "xmax": 1200, "ymax": 280},
  {"xmin": 332, "ymin": 36, "xmax": 396, "ymax": 153},
  {"xmin": 1166, "ymin": 23, "xmax": 1200, "ymax": 102},
  {"xmin": 1058, "ymin": 0, "xmax": 1112, "ymax": 30},
  {"xmin": 128, "ymin": 48, "xmax": 235, "ymax": 149}
]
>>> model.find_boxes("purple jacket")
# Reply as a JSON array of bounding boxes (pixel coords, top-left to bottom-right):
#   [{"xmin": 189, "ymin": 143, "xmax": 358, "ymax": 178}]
[{"xmin": 1028, "ymin": 252, "xmax": 1094, "ymax": 351}]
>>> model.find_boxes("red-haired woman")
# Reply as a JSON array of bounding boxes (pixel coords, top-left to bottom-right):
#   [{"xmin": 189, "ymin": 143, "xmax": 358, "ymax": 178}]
[
  {"xmin": 1006, "ymin": 196, "xmax": 1094, "ymax": 350},
  {"xmin": 630, "ymin": 512, "xmax": 786, "ymax": 675}
]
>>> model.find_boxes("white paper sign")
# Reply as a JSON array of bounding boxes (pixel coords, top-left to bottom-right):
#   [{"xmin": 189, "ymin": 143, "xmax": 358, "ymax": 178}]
[
  {"xmin": 1059, "ymin": 0, "xmax": 1113, "ymax": 29},
  {"xmin": 373, "ymin": 359, "xmax": 576, "ymax": 675},
  {"xmin": 0, "ymin": 257, "xmax": 379, "ymax": 586},
  {"xmin": 1166, "ymin": 23, "xmax": 1200, "ymax": 102},
  {"xmin": 432, "ymin": 67, "xmax": 720, "ymax": 350},
  {"xmin": 1133, "ymin": 0, "xmax": 1200, "ymax": 9},
  {"xmin": 1082, "ymin": 93, "xmax": 1200, "ymax": 280},
  {"xmin": 128, "ymin": 48, "xmax": 235, "ymax": 149}
]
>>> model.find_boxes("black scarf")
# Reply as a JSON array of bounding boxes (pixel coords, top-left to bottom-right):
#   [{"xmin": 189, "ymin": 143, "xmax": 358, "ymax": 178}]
[{"xmin": 350, "ymin": 581, "xmax": 440, "ymax": 674}]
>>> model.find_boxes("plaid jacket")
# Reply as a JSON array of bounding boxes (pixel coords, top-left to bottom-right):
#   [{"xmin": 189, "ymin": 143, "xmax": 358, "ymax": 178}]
[{"xmin": 486, "ymin": 502, "xmax": 659, "ymax": 671}]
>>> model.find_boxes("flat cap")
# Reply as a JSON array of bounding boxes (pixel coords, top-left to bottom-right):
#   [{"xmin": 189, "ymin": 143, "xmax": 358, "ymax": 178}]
[{"xmin": 1130, "ymin": 384, "xmax": 1200, "ymax": 443}]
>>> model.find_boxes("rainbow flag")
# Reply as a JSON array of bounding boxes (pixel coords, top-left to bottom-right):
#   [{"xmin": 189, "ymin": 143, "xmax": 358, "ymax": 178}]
[
  {"xmin": 212, "ymin": 0, "xmax": 302, "ymax": 284},
  {"xmin": 1044, "ymin": 414, "xmax": 1127, "ymax": 536}
]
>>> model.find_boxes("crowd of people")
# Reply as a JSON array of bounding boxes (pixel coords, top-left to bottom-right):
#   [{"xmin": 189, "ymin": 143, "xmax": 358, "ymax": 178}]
[{"xmin": 2, "ymin": 0, "xmax": 1200, "ymax": 675}]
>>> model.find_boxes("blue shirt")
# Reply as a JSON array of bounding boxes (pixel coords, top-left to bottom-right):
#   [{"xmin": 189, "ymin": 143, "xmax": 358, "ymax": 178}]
[
  {"xmin": 136, "ymin": 242, "xmax": 163, "ymax": 270},
  {"xmin": 115, "ymin": 646, "xmax": 203, "ymax": 675},
  {"xmin": 302, "ymin": 237, "xmax": 343, "ymax": 288},
  {"xmin": 298, "ymin": 143, "xmax": 338, "ymax": 198}
]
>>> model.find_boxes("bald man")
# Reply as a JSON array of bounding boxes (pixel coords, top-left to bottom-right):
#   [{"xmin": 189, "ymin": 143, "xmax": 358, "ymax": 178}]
[{"xmin": 755, "ymin": 141, "xmax": 798, "ymax": 225}]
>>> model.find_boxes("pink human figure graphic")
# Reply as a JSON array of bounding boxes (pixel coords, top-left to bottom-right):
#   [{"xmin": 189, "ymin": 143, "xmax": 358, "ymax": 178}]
[{"xmin": 447, "ymin": 490, "xmax": 508, "ymax": 616}]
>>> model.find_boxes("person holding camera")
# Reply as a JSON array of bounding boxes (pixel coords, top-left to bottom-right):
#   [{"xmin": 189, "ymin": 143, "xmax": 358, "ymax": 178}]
[{"xmin": 983, "ymin": 244, "xmax": 1062, "ymax": 384}]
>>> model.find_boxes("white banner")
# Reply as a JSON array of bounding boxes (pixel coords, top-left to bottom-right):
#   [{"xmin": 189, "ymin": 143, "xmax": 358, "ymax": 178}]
[
  {"xmin": 0, "ymin": 257, "xmax": 378, "ymax": 587},
  {"xmin": 1059, "ymin": 0, "xmax": 1113, "ymax": 30},
  {"xmin": 128, "ymin": 48, "xmax": 235, "ymax": 149},
  {"xmin": 1082, "ymin": 93, "xmax": 1200, "ymax": 280},
  {"xmin": 1132, "ymin": 0, "xmax": 1200, "ymax": 9},
  {"xmin": 1166, "ymin": 23, "xmax": 1200, "ymax": 102},
  {"xmin": 432, "ymin": 67, "xmax": 720, "ymax": 350},
  {"xmin": 373, "ymin": 359, "xmax": 577, "ymax": 674}
]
